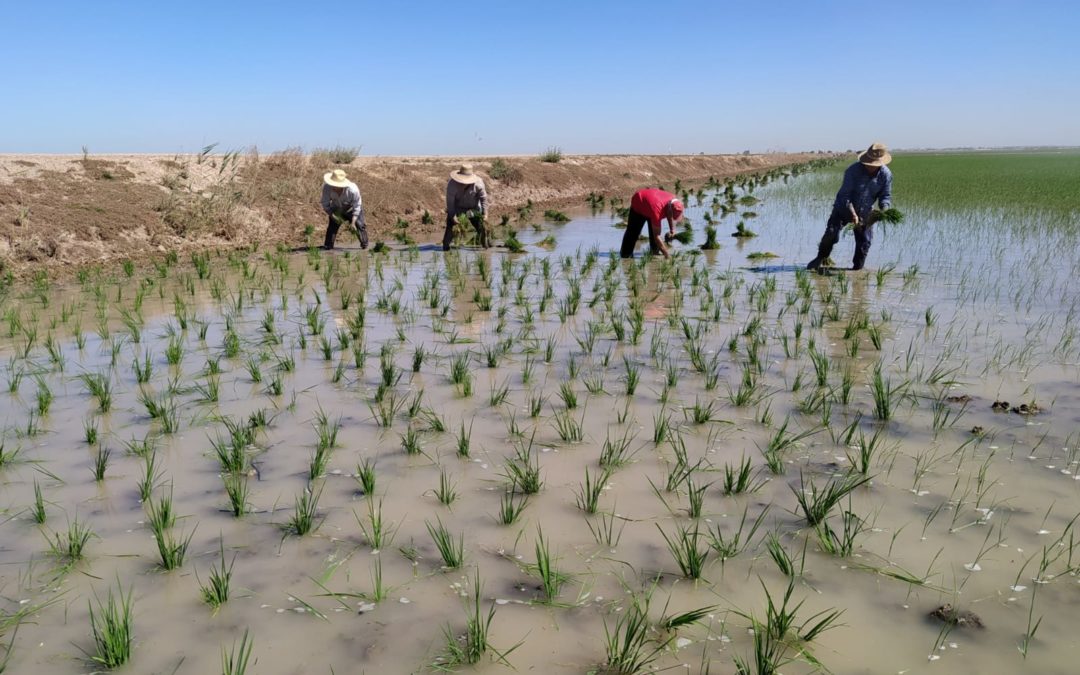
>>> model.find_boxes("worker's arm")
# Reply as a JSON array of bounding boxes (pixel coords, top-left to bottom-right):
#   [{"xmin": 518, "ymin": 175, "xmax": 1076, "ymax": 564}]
[
  {"xmin": 320, "ymin": 185, "xmax": 333, "ymax": 214},
  {"xmin": 832, "ymin": 165, "xmax": 856, "ymax": 212},
  {"xmin": 878, "ymin": 170, "xmax": 893, "ymax": 209},
  {"xmin": 349, "ymin": 186, "xmax": 362, "ymax": 225},
  {"xmin": 476, "ymin": 181, "xmax": 488, "ymax": 216},
  {"xmin": 649, "ymin": 223, "xmax": 671, "ymax": 258}
]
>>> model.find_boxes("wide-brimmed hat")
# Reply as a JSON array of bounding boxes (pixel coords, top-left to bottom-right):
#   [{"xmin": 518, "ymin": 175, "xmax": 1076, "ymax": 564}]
[
  {"xmin": 450, "ymin": 163, "xmax": 480, "ymax": 184},
  {"xmin": 858, "ymin": 142, "xmax": 892, "ymax": 167},
  {"xmin": 323, "ymin": 169, "xmax": 351, "ymax": 188}
]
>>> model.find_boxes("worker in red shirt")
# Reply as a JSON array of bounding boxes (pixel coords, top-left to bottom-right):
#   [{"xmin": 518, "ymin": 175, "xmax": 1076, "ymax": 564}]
[{"xmin": 620, "ymin": 188, "xmax": 684, "ymax": 259}]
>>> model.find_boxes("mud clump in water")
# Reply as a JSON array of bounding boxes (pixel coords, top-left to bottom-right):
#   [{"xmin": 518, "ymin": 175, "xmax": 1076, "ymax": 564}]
[
  {"xmin": 929, "ymin": 604, "xmax": 984, "ymax": 629},
  {"xmin": 946, "ymin": 394, "xmax": 972, "ymax": 404},
  {"xmin": 1011, "ymin": 401, "xmax": 1041, "ymax": 415},
  {"xmin": 991, "ymin": 400, "xmax": 1010, "ymax": 412}
]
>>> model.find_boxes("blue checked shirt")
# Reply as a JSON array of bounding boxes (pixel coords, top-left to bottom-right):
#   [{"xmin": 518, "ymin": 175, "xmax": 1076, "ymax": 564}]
[{"xmin": 833, "ymin": 162, "xmax": 892, "ymax": 219}]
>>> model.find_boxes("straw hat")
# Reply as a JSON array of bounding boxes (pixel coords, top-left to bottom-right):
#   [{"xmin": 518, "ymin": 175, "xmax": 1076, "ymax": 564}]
[
  {"xmin": 449, "ymin": 163, "xmax": 480, "ymax": 185},
  {"xmin": 858, "ymin": 142, "xmax": 892, "ymax": 167},
  {"xmin": 323, "ymin": 169, "xmax": 350, "ymax": 188}
]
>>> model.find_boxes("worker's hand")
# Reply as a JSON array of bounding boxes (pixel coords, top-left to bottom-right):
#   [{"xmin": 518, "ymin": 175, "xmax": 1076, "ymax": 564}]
[{"xmin": 851, "ymin": 213, "xmax": 860, "ymax": 226}]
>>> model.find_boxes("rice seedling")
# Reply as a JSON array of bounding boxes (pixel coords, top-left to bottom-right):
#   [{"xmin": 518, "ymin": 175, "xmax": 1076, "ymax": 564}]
[
  {"xmin": 440, "ymin": 570, "xmax": 519, "ymax": 668},
  {"xmin": 46, "ymin": 517, "xmax": 94, "ymax": 563},
  {"xmin": 722, "ymin": 455, "xmax": 765, "ymax": 494},
  {"xmin": 79, "ymin": 372, "xmax": 113, "ymax": 412},
  {"xmin": 815, "ymin": 506, "xmax": 866, "ymax": 557},
  {"xmin": 355, "ymin": 499, "xmax": 397, "ymax": 550},
  {"xmin": 0, "ymin": 442, "xmax": 20, "ymax": 469},
  {"xmin": 870, "ymin": 361, "xmax": 907, "ymax": 420},
  {"xmin": 602, "ymin": 593, "xmax": 668, "ymax": 674},
  {"xmin": 599, "ymin": 429, "xmax": 638, "ymax": 469},
  {"xmin": 223, "ymin": 474, "xmax": 250, "ymax": 517},
  {"xmin": 765, "ymin": 531, "xmax": 805, "ymax": 578},
  {"xmin": 574, "ymin": 466, "xmax": 611, "ymax": 515},
  {"xmin": 354, "ymin": 458, "xmax": 376, "ymax": 496},
  {"xmin": 552, "ymin": 408, "xmax": 585, "ymax": 443},
  {"xmin": 400, "ymin": 426, "xmax": 422, "ymax": 455},
  {"xmin": 30, "ymin": 479, "xmax": 47, "ymax": 524},
  {"xmin": 450, "ymin": 418, "xmax": 473, "ymax": 457},
  {"xmin": 426, "ymin": 517, "xmax": 465, "ymax": 569},
  {"xmin": 532, "ymin": 527, "xmax": 567, "ymax": 603},
  {"xmin": 651, "ymin": 410, "xmax": 671, "ymax": 445},
  {"xmin": 792, "ymin": 471, "xmax": 871, "ymax": 526},
  {"xmin": 287, "ymin": 485, "xmax": 323, "ymax": 536},
  {"xmin": 221, "ymin": 629, "xmax": 254, "ymax": 675},
  {"xmin": 684, "ymin": 396, "xmax": 720, "ymax": 424},
  {"xmin": 497, "ymin": 490, "xmax": 529, "ymax": 525},
  {"xmin": 92, "ymin": 445, "xmax": 111, "ymax": 482},
  {"xmin": 198, "ymin": 539, "xmax": 235, "ymax": 612},
  {"xmin": 434, "ymin": 469, "xmax": 458, "ymax": 506},
  {"xmin": 709, "ymin": 505, "xmax": 769, "ymax": 563},
  {"xmin": 657, "ymin": 522, "xmax": 708, "ymax": 579},
  {"xmin": 86, "ymin": 581, "xmax": 134, "ymax": 669}
]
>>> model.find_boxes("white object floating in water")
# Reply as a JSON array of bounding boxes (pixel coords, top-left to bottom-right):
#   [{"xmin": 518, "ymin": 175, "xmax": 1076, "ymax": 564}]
[
  {"xmin": 358, "ymin": 602, "xmax": 376, "ymax": 612},
  {"xmin": 1038, "ymin": 529, "xmax": 1051, "ymax": 535},
  {"xmin": 964, "ymin": 563, "xmax": 982, "ymax": 571},
  {"xmin": 399, "ymin": 597, "xmax": 411, "ymax": 604},
  {"xmin": 495, "ymin": 599, "xmax": 509, "ymax": 605},
  {"xmin": 676, "ymin": 637, "xmax": 693, "ymax": 649},
  {"xmin": 1011, "ymin": 585, "xmax": 1027, "ymax": 592}
]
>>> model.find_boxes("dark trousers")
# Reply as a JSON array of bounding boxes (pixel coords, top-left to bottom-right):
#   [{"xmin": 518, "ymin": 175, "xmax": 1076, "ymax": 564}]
[
  {"xmin": 814, "ymin": 210, "xmax": 873, "ymax": 268},
  {"xmin": 443, "ymin": 212, "xmax": 487, "ymax": 250},
  {"xmin": 324, "ymin": 207, "xmax": 367, "ymax": 249},
  {"xmin": 619, "ymin": 209, "xmax": 660, "ymax": 258}
]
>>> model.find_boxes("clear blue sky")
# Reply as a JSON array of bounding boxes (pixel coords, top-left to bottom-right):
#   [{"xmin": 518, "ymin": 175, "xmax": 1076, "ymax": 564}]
[{"xmin": 1, "ymin": 0, "xmax": 1076, "ymax": 154}]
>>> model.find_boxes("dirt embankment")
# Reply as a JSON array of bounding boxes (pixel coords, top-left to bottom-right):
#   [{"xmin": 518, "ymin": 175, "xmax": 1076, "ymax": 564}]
[{"xmin": 0, "ymin": 151, "xmax": 830, "ymax": 276}]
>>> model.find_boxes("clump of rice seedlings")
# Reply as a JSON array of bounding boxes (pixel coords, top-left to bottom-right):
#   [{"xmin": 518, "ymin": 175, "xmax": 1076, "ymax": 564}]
[
  {"xmin": 792, "ymin": 471, "xmax": 871, "ymax": 526},
  {"xmin": 651, "ymin": 410, "xmax": 671, "ymax": 445},
  {"xmin": 815, "ymin": 507, "xmax": 866, "ymax": 557},
  {"xmin": 488, "ymin": 379, "xmax": 510, "ymax": 407},
  {"xmin": 400, "ymin": 426, "xmax": 422, "ymax": 455},
  {"xmin": 440, "ymin": 570, "xmax": 518, "ymax": 668},
  {"xmin": 79, "ymin": 372, "xmax": 113, "ymax": 412},
  {"xmin": 684, "ymin": 478, "xmax": 711, "ymax": 519},
  {"xmin": 708, "ymin": 505, "xmax": 769, "ymax": 563},
  {"xmin": 355, "ymin": 498, "xmax": 396, "ymax": 551},
  {"xmin": 722, "ymin": 455, "xmax": 766, "ymax": 494},
  {"xmin": 427, "ymin": 517, "xmax": 465, "ymax": 569},
  {"xmin": 223, "ymin": 474, "xmax": 250, "ymax": 517},
  {"xmin": 870, "ymin": 361, "xmax": 907, "ymax": 420},
  {"xmin": 198, "ymin": 539, "xmax": 235, "ymax": 612},
  {"xmin": 684, "ymin": 396, "xmax": 720, "ymax": 424},
  {"xmin": 575, "ymin": 466, "xmax": 611, "ymax": 515},
  {"xmin": 557, "ymin": 381, "xmax": 578, "ymax": 410},
  {"xmin": 164, "ymin": 335, "xmax": 185, "ymax": 366},
  {"xmin": 497, "ymin": 490, "xmax": 529, "ymax": 525},
  {"xmin": 221, "ymin": 629, "xmax": 254, "ymax": 675},
  {"xmin": 87, "ymin": 581, "xmax": 134, "ymax": 669},
  {"xmin": 354, "ymin": 458, "xmax": 377, "ymax": 496},
  {"xmin": 599, "ymin": 429, "xmax": 638, "ymax": 469},
  {"xmin": 552, "ymin": 408, "xmax": 585, "ymax": 443},
  {"xmin": 731, "ymin": 221, "xmax": 757, "ymax": 238},
  {"xmin": 759, "ymin": 417, "xmax": 819, "ymax": 475},
  {"xmin": 136, "ymin": 452, "xmax": 162, "ymax": 502},
  {"xmin": 514, "ymin": 390, "xmax": 541, "ymax": 420},
  {"xmin": 30, "ymin": 479, "xmax": 47, "ymax": 523},
  {"xmin": 846, "ymin": 425, "xmax": 887, "ymax": 476},
  {"xmin": 504, "ymin": 439, "xmax": 543, "ymax": 494},
  {"xmin": 0, "ymin": 442, "xmax": 20, "ymax": 468},
  {"xmin": 602, "ymin": 592, "xmax": 668, "ymax": 673},
  {"xmin": 657, "ymin": 522, "xmax": 708, "ymax": 579},
  {"xmin": 700, "ymin": 226, "xmax": 721, "ymax": 250},
  {"xmin": 765, "ymin": 531, "xmax": 805, "ymax": 578},
  {"xmin": 412, "ymin": 343, "xmax": 428, "ymax": 372},
  {"xmin": 92, "ymin": 445, "xmax": 111, "ymax": 482},
  {"xmin": 870, "ymin": 207, "xmax": 904, "ymax": 225},
  {"xmin": 587, "ymin": 510, "xmax": 626, "ymax": 548},
  {"xmin": 746, "ymin": 251, "xmax": 779, "ymax": 260},
  {"xmin": 369, "ymin": 391, "xmax": 404, "ymax": 428},
  {"xmin": 455, "ymin": 419, "xmax": 472, "ymax": 458},
  {"xmin": 34, "ymin": 378, "xmax": 53, "ymax": 416},
  {"xmin": 152, "ymin": 515, "xmax": 194, "ymax": 571},
  {"xmin": 46, "ymin": 517, "xmax": 95, "ymax": 563},
  {"xmin": 287, "ymin": 485, "xmax": 323, "ymax": 536},
  {"xmin": 434, "ymin": 469, "xmax": 458, "ymax": 506},
  {"xmin": 532, "ymin": 527, "xmax": 567, "ymax": 602},
  {"xmin": 622, "ymin": 356, "xmax": 640, "ymax": 396}
]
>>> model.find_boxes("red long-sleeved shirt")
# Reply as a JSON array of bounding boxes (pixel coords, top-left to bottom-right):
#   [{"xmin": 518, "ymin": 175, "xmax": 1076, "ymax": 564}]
[{"xmin": 630, "ymin": 188, "xmax": 677, "ymax": 234}]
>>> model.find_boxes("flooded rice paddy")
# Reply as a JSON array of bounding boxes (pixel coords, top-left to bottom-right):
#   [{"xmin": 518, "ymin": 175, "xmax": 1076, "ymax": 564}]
[{"xmin": 2, "ymin": 153, "xmax": 1080, "ymax": 674}]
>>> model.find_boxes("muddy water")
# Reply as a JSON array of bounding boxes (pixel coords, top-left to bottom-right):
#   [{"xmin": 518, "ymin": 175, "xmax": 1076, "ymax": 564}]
[{"xmin": 2, "ymin": 171, "xmax": 1080, "ymax": 674}]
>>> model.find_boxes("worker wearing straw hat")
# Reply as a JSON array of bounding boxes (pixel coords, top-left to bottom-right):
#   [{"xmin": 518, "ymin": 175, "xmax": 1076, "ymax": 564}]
[
  {"xmin": 807, "ymin": 142, "xmax": 893, "ymax": 271},
  {"xmin": 444, "ymin": 164, "xmax": 489, "ymax": 250},
  {"xmin": 320, "ymin": 169, "xmax": 367, "ymax": 250}
]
